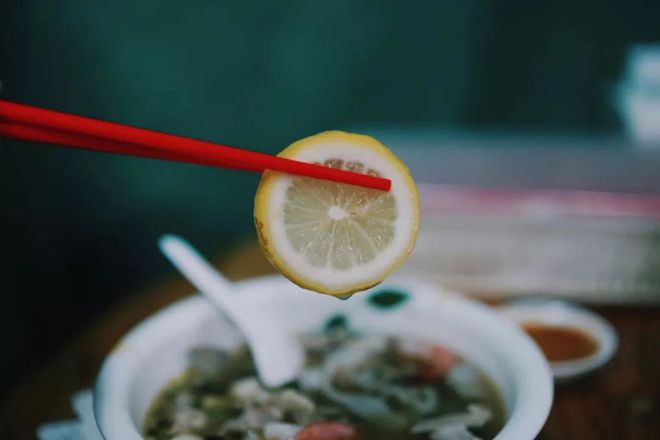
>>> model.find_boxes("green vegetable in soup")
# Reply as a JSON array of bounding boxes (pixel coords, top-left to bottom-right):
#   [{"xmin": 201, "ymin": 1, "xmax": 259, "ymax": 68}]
[{"xmin": 143, "ymin": 327, "xmax": 504, "ymax": 440}]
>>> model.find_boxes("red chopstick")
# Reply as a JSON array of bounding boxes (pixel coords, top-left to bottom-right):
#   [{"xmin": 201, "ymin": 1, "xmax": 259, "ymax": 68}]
[
  {"xmin": 0, "ymin": 100, "xmax": 391, "ymax": 191},
  {"xmin": 0, "ymin": 122, "xmax": 261, "ymax": 172}
]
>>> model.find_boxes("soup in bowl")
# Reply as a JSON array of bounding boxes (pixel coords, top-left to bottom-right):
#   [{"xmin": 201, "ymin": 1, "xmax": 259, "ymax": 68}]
[{"xmin": 95, "ymin": 276, "xmax": 552, "ymax": 439}]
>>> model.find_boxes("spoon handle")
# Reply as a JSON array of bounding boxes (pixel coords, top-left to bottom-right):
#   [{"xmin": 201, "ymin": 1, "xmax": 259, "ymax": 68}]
[
  {"xmin": 159, "ymin": 234, "xmax": 239, "ymax": 315},
  {"xmin": 158, "ymin": 233, "xmax": 304, "ymax": 387}
]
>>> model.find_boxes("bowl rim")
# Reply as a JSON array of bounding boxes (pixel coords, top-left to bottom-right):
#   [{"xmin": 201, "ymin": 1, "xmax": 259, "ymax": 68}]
[{"xmin": 94, "ymin": 275, "xmax": 553, "ymax": 440}]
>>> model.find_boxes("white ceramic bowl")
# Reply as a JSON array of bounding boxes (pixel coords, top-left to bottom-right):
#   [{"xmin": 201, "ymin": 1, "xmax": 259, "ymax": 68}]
[
  {"xmin": 95, "ymin": 276, "xmax": 553, "ymax": 439},
  {"xmin": 498, "ymin": 299, "xmax": 618, "ymax": 383}
]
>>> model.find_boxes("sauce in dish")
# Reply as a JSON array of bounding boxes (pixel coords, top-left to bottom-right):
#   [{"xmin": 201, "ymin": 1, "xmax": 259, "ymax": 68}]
[{"xmin": 523, "ymin": 323, "xmax": 598, "ymax": 362}]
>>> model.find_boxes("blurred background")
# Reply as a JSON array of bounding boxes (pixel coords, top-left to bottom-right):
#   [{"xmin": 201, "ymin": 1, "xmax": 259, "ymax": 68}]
[{"xmin": 1, "ymin": 0, "xmax": 660, "ymax": 403}]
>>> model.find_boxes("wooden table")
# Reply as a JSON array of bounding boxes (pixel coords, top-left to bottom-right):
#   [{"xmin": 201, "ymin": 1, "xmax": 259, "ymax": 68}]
[{"xmin": 1, "ymin": 242, "xmax": 659, "ymax": 439}]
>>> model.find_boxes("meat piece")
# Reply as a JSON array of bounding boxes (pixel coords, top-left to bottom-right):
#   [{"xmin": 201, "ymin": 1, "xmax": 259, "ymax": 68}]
[{"xmin": 294, "ymin": 422, "xmax": 361, "ymax": 440}]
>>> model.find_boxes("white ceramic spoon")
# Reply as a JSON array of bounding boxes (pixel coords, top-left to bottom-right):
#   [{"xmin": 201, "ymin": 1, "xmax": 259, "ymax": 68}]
[{"xmin": 158, "ymin": 234, "xmax": 304, "ymax": 387}]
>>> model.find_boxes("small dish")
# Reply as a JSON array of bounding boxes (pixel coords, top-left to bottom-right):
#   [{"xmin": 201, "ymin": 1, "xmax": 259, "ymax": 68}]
[{"xmin": 498, "ymin": 298, "xmax": 618, "ymax": 383}]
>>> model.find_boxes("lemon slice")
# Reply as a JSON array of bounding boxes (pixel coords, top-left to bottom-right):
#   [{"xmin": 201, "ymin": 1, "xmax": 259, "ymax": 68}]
[{"xmin": 254, "ymin": 131, "xmax": 419, "ymax": 297}]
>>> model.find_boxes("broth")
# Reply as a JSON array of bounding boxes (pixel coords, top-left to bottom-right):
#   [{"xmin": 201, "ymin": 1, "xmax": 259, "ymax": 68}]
[{"xmin": 144, "ymin": 328, "xmax": 505, "ymax": 440}]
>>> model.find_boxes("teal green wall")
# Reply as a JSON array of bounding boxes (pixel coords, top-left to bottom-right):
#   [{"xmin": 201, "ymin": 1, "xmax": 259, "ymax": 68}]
[{"xmin": 1, "ymin": 0, "xmax": 658, "ymax": 392}]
